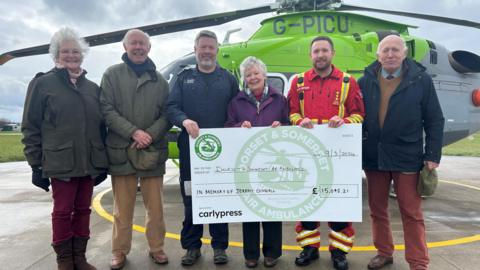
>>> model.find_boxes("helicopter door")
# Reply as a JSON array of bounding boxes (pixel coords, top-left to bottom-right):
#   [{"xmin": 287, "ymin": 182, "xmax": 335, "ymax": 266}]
[{"xmin": 436, "ymin": 79, "xmax": 470, "ymax": 144}]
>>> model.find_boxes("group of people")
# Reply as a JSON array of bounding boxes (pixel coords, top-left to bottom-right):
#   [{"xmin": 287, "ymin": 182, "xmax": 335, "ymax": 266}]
[{"xmin": 21, "ymin": 25, "xmax": 444, "ymax": 270}]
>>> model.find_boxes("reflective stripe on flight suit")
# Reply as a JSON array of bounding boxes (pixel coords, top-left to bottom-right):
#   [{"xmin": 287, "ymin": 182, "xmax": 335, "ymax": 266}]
[
  {"xmin": 295, "ymin": 222, "xmax": 321, "ymax": 248},
  {"xmin": 329, "ymin": 229, "xmax": 355, "ymax": 253},
  {"xmin": 289, "ymin": 72, "xmax": 305, "ymax": 125},
  {"xmin": 340, "ymin": 74, "xmax": 364, "ymax": 123}
]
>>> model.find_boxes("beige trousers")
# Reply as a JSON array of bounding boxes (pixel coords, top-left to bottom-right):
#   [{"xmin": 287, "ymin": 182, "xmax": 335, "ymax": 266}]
[{"xmin": 111, "ymin": 175, "xmax": 165, "ymax": 255}]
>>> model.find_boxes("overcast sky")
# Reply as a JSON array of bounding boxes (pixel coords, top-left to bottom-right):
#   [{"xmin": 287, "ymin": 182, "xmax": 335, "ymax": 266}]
[{"xmin": 1, "ymin": 0, "xmax": 479, "ymax": 122}]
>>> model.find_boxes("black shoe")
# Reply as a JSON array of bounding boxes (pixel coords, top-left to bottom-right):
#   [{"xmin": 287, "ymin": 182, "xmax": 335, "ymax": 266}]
[
  {"xmin": 264, "ymin": 257, "xmax": 278, "ymax": 268},
  {"xmin": 331, "ymin": 249, "xmax": 349, "ymax": 270},
  {"xmin": 181, "ymin": 249, "xmax": 201, "ymax": 266},
  {"xmin": 245, "ymin": 259, "xmax": 258, "ymax": 268},
  {"xmin": 213, "ymin": 249, "xmax": 228, "ymax": 264},
  {"xmin": 295, "ymin": 246, "xmax": 319, "ymax": 266}
]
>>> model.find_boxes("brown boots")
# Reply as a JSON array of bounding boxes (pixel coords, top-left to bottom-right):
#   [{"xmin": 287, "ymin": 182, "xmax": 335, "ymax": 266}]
[
  {"xmin": 73, "ymin": 237, "xmax": 97, "ymax": 270},
  {"xmin": 52, "ymin": 237, "xmax": 96, "ymax": 270},
  {"xmin": 52, "ymin": 238, "xmax": 74, "ymax": 270}
]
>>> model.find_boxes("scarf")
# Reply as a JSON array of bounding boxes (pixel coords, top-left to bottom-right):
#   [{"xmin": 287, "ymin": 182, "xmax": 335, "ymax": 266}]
[
  {"xmin": 55, "ymin": 63, "xmax": 84, "ymax": 86},
  {"xmin": 245, "ymin": 85, "xmax": 269, "ymax": 108},
  {"xmin": 121, "ymin": 53, "xmax": 156, "ymax": 78}
]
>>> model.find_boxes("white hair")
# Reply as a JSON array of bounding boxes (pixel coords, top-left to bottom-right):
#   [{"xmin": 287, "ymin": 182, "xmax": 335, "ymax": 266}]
[
  {"xmin": 49, "ymin": 27, "xmax": 89, "ymax": 61},
  {"xmin": 122, "ymin": 29, "xmax": 151, "ymax": 46},
  {"xmin": 239, "ymin": 56, "xmax": 268, "ymax": 84},
  {"xmin": 377, "ymin": 35, "xmax": 408, "ymax": 54}
]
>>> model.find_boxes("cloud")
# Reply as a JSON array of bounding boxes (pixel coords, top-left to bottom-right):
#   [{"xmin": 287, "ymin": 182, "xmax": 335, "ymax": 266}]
[
  {"xmin": 0, "ymin": 75, "xmax": 27, "ymax": 122},
  {"xmin": 42, "ymin": 0, "xmax": 108, "ymax": 23}
]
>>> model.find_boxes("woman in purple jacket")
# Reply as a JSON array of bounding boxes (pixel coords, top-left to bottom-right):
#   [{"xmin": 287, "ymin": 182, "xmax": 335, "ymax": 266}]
[{"xmin": 225, "ymin": 56, "xmax": 289, "ymax": 268}]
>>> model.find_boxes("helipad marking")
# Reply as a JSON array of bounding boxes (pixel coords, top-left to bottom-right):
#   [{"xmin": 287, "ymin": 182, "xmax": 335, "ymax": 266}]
[
  {"xmin": 439, "ymin": 179, "xmax": 480, "ymax": 191},
  {"xmin": 92, "ymin": 179, "xmax": 480, "ymax": 251}
]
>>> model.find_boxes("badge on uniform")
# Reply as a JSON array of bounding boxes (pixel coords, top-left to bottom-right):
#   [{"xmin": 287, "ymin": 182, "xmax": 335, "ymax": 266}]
[
  {"xmin": 297, "ymin": 86, "xmax": 310, "ymax": 92},
  {"xmin": 333, "ymin": 91, "xmax": 340, "ymax": 105},
  {"xmin": 185, "ymin": 78, "xmax": 195, "ymax": 84}
]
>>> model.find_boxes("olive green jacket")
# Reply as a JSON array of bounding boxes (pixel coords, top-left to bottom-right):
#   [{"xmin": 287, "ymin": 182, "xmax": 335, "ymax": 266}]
[
  {"xmin": 100, "ymin": 61, "xmax": 171, "ymax": 177},
  {"xmin": 21, "ymin": 68, "xmax": 108, "ymax": 178}
]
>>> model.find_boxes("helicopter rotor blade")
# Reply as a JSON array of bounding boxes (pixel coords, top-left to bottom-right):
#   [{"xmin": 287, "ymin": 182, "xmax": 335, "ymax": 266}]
[
  {"xmin": 0, "ymin": 3, "xmax": 279, "ymax": 65},
  {"xmin": 338, "ymin": 4, "xmax": 480, "ymax": 29}
]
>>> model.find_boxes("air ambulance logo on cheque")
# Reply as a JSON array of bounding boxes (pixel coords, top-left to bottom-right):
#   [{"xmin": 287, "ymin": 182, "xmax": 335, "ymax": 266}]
[
  {"xmin": 195, "ymin": 134, "xmax": 222, "ymax": 161},
  {"xmin": 234, "ymin": 127, "xmax": 333, "ymax": 220}
]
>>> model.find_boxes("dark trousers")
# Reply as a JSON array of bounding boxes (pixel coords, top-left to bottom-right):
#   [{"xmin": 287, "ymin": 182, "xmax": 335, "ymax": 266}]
[
  {"xmin": 242, "ymin": 222, "xmax": 282, "ymax": 260},
  {"xmin": 178, "ymin": 134, "xmax": 229, "ymax": 250},
  {"xmin": 301, "ymin": 221, "xmax": 349, "ymax": 231},
  {"xmin": 51, "ymin": 177, "xmax": 94, "ymax": 245}
]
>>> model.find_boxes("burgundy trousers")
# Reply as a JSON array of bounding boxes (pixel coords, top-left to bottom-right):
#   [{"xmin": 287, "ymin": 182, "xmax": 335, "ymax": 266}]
[
  {"xmin": 51, "ymin": 177, "xmax": 94, "ymax": 245},
  {"xmin": 365, "ymin": 170, "xmax": 429, "ymax": 270}
]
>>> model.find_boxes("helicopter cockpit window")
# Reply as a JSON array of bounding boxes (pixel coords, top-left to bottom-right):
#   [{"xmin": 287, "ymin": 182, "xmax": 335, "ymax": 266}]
[
  {"xmin": 267, "ymin": 77, "xmax": 284, "ymax": 93},
  {"xmin": 267, "ymin": 72, "xmax": 292, "ymax": 95},
  {"xmin": 406, "ymin": 40, "xmax": 415, "ymax": 58},
  {"xmin": 427, "ymin": 40, "xmax": 438, "ymax": 65}
]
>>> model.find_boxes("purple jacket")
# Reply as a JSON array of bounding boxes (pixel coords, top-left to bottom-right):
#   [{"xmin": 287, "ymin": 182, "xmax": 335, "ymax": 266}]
[{"xmin": 225, "ymin": 86, "xmax": 289, "ymax": 127}]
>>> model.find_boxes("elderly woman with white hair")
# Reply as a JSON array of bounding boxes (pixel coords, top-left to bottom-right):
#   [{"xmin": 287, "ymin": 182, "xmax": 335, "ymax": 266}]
[
  {"xmin": 225, "ymin": 56, "xmax": 289, "ymax": 268},
  {"xmin": 22, "ymin": 27, "xmax": 108, "ymax": 270}
]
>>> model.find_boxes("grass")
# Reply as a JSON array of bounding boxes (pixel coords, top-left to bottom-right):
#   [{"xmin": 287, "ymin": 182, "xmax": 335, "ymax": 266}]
[
  {"xmin": 0, "ymin": 131, "xmax": 479, "ymax": 163},
  {"xmin": 0, "ymin": 132, "xmax": 25, "ymax": 162},
  {"xmin": 443, "ymin": 132, "xmax": 480, "ymax": 157}
]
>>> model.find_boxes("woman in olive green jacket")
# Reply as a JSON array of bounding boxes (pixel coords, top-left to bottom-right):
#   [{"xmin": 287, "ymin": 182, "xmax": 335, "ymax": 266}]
[{"xmin": 21, "ymin": 27, "xmax": 107, "ymax": 270}]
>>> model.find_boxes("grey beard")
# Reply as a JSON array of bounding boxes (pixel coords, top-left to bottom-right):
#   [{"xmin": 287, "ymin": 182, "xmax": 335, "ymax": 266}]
[{"xmin": 197, "ymin": 59, "xmax": 216, "ymax": 71}]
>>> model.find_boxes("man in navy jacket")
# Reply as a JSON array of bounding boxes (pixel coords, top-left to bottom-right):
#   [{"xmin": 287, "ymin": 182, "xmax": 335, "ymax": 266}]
[
  {"xmin": 358, "ymin": 35, "xmax": 444, "ymax": 270},
  {"xmin": 166, "ymin": 30, "xmax": 239, "ymax": 266}
]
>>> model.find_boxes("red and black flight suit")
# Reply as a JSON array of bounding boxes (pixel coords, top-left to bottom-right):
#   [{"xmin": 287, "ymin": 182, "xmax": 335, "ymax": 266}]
[{"xmin": 287, "ymin": 65, "xmax": 364, "ymax": 257}]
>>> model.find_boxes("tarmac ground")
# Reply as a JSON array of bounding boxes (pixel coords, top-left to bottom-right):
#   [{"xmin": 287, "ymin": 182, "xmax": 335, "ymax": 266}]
[{"xmin": 0, "ymin": 156, "xmax": 479, "ymax": 270}]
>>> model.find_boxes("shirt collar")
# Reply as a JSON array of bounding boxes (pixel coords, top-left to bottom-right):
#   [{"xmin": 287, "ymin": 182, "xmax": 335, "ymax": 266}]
[
  {"xmin": 306, "ymin": 65, "xmax": 341, "ymax": 81},
  {"xmin": 380, "ymin": 67, "xmax": 402, "ymax": 79},
  {"xmin": 245, "ymin": 85, "xmax": 269, "ymax": 104}
]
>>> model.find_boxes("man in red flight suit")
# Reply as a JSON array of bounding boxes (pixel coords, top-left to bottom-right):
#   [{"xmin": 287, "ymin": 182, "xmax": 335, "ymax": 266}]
[{"xmin": 287, "ymin": 36, "xmax": 365, "ymax": 270}]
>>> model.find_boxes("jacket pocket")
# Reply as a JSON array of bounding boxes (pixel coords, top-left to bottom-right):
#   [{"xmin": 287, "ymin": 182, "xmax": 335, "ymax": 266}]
[
  {"xmin": 42, "ymin": 141, "xmax": 74, "ymax": 174},
  {"xmin": 154, "ymin": 139, "xmax": 169, "ymax": 164},
  {"xmin": 90, "ymin": 141, "xmax": 108, "ymax": 169},
  {"xmin": 106, "ymin": 140, "xmax": 129, "ymax": 165},
  {"xmin": 127, "ymin": 145, "xmax": 160, "ymax": 170}
]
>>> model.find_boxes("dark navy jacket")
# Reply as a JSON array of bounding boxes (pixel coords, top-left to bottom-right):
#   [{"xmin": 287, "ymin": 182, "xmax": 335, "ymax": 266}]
[
  {"xmin": 166, "ymin": 65, "xmax": 239, "ymax": 149},
  {"xmin": 225, "ymin": 86, "xmax": 289, "ymax": 128},
  {"xmin": 358, "ymin": 58, "xmax": 445, "ymax": 172},
  {"xmin": 166, "ymin": 65, "xmax": 239, "ymax": 128}
]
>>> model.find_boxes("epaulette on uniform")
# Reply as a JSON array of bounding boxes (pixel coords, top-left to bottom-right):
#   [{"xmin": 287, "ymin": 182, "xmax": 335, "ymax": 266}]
[{"xmin": 177, "ymin": 64, "xmax": 196, "ymax": 76}]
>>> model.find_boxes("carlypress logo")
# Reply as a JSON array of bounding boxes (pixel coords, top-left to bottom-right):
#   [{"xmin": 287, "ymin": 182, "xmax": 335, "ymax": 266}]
[
  {"xmin": 198, "ymin": 209, "xmax": 243, "ymax": 219},
  {"xmin": 194, "ymin": 134, "xmax": 222, "ymax": 161}
]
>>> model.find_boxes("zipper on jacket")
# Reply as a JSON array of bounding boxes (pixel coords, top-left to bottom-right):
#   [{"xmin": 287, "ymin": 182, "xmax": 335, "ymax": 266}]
[{"xmin": 76, "ymin": 90, "xmax": 89, "ymax": 175}]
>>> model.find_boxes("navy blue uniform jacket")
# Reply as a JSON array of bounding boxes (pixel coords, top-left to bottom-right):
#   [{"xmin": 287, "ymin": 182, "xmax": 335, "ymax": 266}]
[
  {"xmin": 166, "ymin": 65, "xmax": 239, "ymax": 158},
  {"xmin": 358, "ymin": 58, "xmax": 445, "ymax": 172}
]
